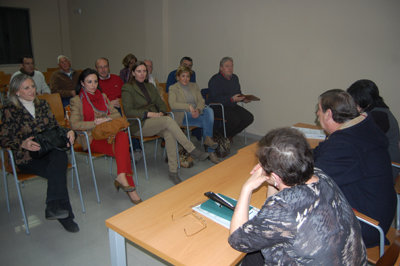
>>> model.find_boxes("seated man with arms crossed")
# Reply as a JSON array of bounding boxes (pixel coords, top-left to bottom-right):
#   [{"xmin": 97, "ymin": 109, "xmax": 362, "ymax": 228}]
[{"xmin": 314, "ymin": 89, "xmax": 396, "ymax": 248}]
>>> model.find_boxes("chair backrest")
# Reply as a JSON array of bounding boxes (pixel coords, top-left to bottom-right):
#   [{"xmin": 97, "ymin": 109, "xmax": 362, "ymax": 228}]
[
  {"xmin": 159, "ymin": 82, "xmax": 166, "ymax": 92},
  {"xmin": 37, "ymin": 93, "xmax": 66, "ymax": 127},
  {"xmin": 201, "ymin": 88, "xmax": 209, "ymax": 103},
  {"xmin": 162, "ymin": 91, "xmax": 172, "ymax": 112}
]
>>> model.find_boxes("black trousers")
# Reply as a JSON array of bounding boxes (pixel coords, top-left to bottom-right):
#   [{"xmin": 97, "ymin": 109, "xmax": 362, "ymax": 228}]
[
  {"xmin": 211, "ymin": 104, "xmax": 254, "ymax": 138},
  {"xmin": 17, "ymin": 149, "xmax": 74, "ymax": 218}
]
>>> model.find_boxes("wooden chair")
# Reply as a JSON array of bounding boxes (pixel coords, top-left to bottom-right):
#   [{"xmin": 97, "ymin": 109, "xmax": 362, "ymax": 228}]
[
  {"xmin": 66, "ymin": 106, "xmax": 124, "ymax": 203},
  {"xmin": 354, "ymin": 210, "xmax": 400, "ymax": 264},
  {"xmin": 0, "ymin": 145, "xmax": 84, "ymax": 235},
  {"xmin": 1, "ymin": 112, "xmax": 84, "ymax": 234},
  {"xmin": 354, "ymin": 173, "xmax": 400, "ymax": 264},
  {"xmin": 37, "ymin": 93, "xmax": 68, "ymax": 127},
  {"xmin": 120, "ymin": 99, "xmax": 162, "ymax": 180},
  {"xmin": 201, "ymin": 88, "xmax": 227, "ymax": 138},
  {"xmin": 376, "ymin": 231, "xmax": 400, "ymax": 266},
  {"xmin": 0, "ymin": 73, "xmax": 11, "ymax": 104},
  {"xmin": 162, "ymin": 90, "xmax": 200, "ymax": 142},
  {"xmin": 392, "ymin": 162, "xmax": 400, "ymax": 230}
]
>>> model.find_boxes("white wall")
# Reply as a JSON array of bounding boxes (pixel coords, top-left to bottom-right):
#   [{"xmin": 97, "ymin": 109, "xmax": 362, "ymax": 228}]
[
  {"xmin": 67, "ymin": 0, "xmax": 146, "ymax": 74},
  {"xmin": 2, "ymin": 0, "xmax": 399, "ymax": 135},
  {"xmin": 165, "ymin": 0, "xmax": 400, "ymax": 134}
]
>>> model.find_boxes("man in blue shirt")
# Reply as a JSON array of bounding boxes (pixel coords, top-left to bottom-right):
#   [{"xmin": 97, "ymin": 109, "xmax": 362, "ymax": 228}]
[{"xmin": 166, "ymin": 56, "xmax": 196, "ymax": 92}]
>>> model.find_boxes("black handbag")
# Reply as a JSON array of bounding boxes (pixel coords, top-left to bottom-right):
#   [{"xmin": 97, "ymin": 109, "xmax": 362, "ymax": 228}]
[
  {"xmin": 214, "ymin": 133, "xmax": 231, "ymax": 158},
  {"xmin": 30, "ymin": 127, "xmax": 70, "ymax": 159}
]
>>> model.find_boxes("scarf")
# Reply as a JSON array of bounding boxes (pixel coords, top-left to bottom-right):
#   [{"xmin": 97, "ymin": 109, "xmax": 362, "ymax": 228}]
[{"xmin": 79, "ymin": 88, "xmax": 110, "ymax": 121}]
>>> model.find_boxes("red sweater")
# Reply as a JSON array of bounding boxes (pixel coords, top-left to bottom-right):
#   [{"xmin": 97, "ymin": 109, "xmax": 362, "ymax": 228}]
[{"xmin": 98, "ymin": 74, "xmax": 123, "ymax": 101}]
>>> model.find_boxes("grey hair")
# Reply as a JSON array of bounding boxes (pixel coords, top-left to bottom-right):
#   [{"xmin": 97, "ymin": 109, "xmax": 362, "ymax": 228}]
[
  {"xmin": 219, "ymin": 56, "xmax": 233, "ymax": 67},
  {"xmin": 8, "ymin": 74, "xmax": 38, "ymax": 107},
  {"xmin": 57, "ymin": 55, "xmax": 70, "ymax": 64}
]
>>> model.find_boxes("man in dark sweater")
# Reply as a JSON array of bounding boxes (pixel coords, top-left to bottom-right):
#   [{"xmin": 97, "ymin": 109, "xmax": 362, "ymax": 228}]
[
  {"xmin": 207, "ymin": 57, "xmax": 254, "ymax": 139},
  {"xmin": 314, "ymin": 89, "xmax": 396, "ymax": 248}
]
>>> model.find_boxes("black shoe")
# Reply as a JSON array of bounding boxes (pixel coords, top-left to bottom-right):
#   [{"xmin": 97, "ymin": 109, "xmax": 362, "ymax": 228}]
[
  {"xmin": 58, "ymin": 218, "xmax": 80, "ymax": 233},
  {"xmin": 168, "ymin": 172, "xmax": 182, "ymax": 184},
  {"xmin": 45, "ymin": 201, "xmax": 69, "ymax": 220},
  {"xmin": 190, "ymin": 148, "xmax": 209, "ymax": 161}
]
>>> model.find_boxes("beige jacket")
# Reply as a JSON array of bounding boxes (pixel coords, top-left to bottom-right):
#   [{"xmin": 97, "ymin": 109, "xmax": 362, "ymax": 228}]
[
  {"xmin": 168, "ymin": 82, "xmax": 205, "ymax": 125},
  {"xmin": 69, "ymin": 94, "xmax": 120, "ymax": 150}
]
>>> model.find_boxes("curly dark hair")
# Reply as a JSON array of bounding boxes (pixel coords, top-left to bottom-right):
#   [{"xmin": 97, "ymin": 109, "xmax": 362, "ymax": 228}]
[{"xmin": 257, "ymin": 127, "xmax": 314, "ymax": 186}]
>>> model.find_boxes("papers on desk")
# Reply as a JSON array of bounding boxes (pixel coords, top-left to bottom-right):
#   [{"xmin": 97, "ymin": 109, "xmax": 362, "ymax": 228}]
[
  {"xmin": 193, "ymin": 193, "xmax": 259, "ymax": 229},
  {"xmin": 292, "ymin": 126, "xmax": 326, "ymax": 140}
]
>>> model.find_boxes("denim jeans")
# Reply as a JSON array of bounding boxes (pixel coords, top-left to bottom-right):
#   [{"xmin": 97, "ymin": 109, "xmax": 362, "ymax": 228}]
[{"xmin": 182, "ymin": 106, "xmax": 215, "ymax": 152}]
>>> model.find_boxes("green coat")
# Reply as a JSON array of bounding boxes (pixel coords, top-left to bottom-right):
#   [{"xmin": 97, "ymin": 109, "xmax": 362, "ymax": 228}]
[{"xmin": 121, "ymin": 82, "xmax": 167, "ymax": 134}]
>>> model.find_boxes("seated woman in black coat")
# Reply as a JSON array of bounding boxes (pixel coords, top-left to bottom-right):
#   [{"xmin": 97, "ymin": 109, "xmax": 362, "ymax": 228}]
[
  {"xmin": 0, "ymin": 74, "xmax": 79, "ymax": 232},
  {"xmin": 347, "ymin": 79, "xmax": 400, "ymax": 179}
]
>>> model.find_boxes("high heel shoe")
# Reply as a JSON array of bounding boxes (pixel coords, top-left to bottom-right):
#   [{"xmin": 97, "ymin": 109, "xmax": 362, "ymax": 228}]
[
  {"xmin": 114, "ymin": 180, "xmax": 136, "ymax": 192},
  {"xmin": 126, "ymin": 192, "xmax": 143, "ymax": 205}
]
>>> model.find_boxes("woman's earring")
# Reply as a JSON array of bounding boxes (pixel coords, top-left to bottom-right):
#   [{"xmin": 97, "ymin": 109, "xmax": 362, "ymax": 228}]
[{"xmin": 272, "ymin": 176, "xmax": 278, "ymax": 188}]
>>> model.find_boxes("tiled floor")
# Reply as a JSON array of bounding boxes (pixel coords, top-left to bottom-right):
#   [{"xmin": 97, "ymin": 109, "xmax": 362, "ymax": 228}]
[{"xmin": 0, "ymin": 134, "xmax": 258, "ymax": 266}]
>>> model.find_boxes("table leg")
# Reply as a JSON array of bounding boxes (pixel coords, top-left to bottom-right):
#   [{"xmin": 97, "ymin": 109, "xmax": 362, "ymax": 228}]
[{"xmin": 108, "ymin": 228, "xmax": 127, "ymax": 266}]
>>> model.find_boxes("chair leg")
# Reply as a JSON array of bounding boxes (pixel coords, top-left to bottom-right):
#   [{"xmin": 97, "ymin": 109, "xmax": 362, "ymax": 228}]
[
  {"xmin": 1, "ymin": 150, "xmax": 10, "ymax": 213},
  {"xmin": 176, "ymin": 141, "xmax": 180, "ymax": 169},
  {"xmin": 154, "ymin": 139, "xmax": 158, "ymax": 160},
  {"xmin": 70, "ymin": 147, "xmax": 85, "ymax": 213},
  {"xmin": 86, "ymin": 146, "xmax": 101, "ymax": 203},
  {"xmin": 140, "ymin": 137, "xmax": 149, "ymax": 180},
  {"xmin": 397, "ymin": 194, "xmax": 400, "ymax": 230},
  {"xmin": 8, "ymin": 151, "xmax": 30, "ymax": 234},
  {"xmin": 127, "ymin": 130, "xmax": 139, "ymax": 187},
  {"xmin": 109, "ymin": 156, "xmax": 113, "ymax": 177}
]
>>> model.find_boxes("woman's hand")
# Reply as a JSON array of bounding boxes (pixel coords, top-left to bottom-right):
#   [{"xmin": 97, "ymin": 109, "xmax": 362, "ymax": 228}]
[
  {"xmin": 191, "ymin": 109, "xmax": 200, "ymax": 119},
  {"xmin": 243, "ymin": 163, "xmax": 269, "ymax": 192},
  {"xmin": 67, "ymin": 130, "xmax": 75, "ymax": 146},
  {"xmin": 94, "ymin": 117, "xmax": 112, "ymax": 125},
  {"xmin": 21, "ymin": 136, "xmax": 41, "ymax": 151},
  {"xmin": 147, "ymin": 112, "xmax": 164, "ymax": 118}
]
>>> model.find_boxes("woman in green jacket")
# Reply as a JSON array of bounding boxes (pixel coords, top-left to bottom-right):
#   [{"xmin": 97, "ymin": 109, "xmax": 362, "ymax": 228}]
[{"xmin": 122, "ymin": 62, "xmax": 209, "ymax": 184}]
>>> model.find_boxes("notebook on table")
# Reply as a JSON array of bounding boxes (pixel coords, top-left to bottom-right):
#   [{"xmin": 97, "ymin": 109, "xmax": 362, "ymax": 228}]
[{"xmin": 193, "ymin": 193, "xmax": 259, "ymax": 229}]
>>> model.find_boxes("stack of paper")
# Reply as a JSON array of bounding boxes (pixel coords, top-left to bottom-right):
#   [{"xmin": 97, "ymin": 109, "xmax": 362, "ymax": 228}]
[
  {"xmin": 292, "ymin": 126, "xmax": 326, "ymax": 140},
  {"xmin": 193, "ymin": 194, "xmax": 259, "ymax": 229}
]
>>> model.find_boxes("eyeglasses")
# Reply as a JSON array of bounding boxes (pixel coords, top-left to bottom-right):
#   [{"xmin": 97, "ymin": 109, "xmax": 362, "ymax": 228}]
[{"xmin": 171, "ymin": 203, "xmax": 207, "ymax": 237}]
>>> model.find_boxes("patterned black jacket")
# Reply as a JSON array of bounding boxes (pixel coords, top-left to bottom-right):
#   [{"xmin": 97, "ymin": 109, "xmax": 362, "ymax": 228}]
[{"xmin": 0, "ymin": 99, "xmax": 67, "ymax": 165}]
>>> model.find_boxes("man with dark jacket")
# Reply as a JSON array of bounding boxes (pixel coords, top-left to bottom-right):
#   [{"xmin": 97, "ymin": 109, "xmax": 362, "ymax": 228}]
[
  {"xmin": 314, "ymin": 89, "xmax": 396, "ymax": 248},
  {"xmin": 207, "ymin": 57, "xmax": 254, "ymax": 139}
]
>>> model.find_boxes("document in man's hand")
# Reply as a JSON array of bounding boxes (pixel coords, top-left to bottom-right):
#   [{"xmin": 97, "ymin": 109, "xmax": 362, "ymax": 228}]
[
  {"xmin": 239, "ymin": 94, "xmax": 260, "ymax": 101},
  {"xmin": 193, "ymin": 193, "xmax": 259, "ymax": 229}
]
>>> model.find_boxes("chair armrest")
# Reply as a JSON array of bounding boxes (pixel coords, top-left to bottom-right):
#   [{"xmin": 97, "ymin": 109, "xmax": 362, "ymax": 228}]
[
  {"xmin": 392, "ymin": 162, "xmax": 400, "ymax": 168},
  {"xmin": 74, "ymin": 130, "xmax": 93, "ymax": 154},
  {"xmin": 354, "ymin": 209, "xmax": 385, "ymax": 257}
]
